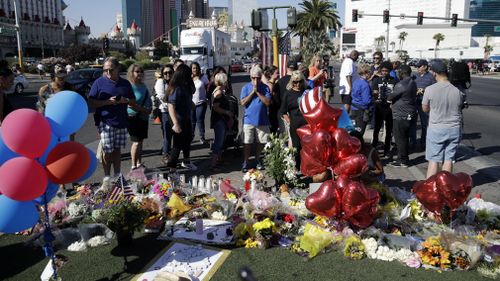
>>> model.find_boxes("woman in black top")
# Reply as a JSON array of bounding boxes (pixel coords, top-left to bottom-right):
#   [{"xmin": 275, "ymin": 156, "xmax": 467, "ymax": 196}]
[
  {"xmin": 0, "ymin": 62, "xmax": 14, "ymax": 125},
  {"xmin": 280, "ymin": 70, "xmax": 308, "ymax": 169},
  {"xmin": 209, "ymin": 72, "xmax": 233, "ymax": 169},
  {"xmin": 164, "ymin": 64, "xmax": 197, "ymax": 171}
]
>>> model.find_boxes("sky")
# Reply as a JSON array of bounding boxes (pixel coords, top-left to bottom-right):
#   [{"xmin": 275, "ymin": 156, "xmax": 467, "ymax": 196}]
[{"xmin": 63, "ymin": 0, "xmax": 345, "ymax": 38}]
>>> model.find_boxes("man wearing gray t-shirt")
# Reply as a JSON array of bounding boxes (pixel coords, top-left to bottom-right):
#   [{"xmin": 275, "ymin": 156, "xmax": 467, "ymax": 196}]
[{"xmin": 422, "ymin": 60, "xmax": 465, "ymax": 178}]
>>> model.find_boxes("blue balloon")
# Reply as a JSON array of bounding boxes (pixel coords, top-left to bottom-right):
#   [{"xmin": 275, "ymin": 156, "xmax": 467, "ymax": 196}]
[
  {"xmin": 33, "ymin": 183, "xmax": 59, "ymax": 205},
  {"xmin": 0, "ymin": 129, "xmax": 19, "ymax": 165},
  {"xmin": 44, "ymin": 91, "xmax": 88, "ymax": 137},
  {"xmin": 39, "ymin": 133, "xmax": 70, "ymax": 165},
  {"xmin": 76, "ymin": 148, "xmax": 97, "ymax": 182},
  {"xmin": 0, "ymin": 195, "xmax": 39, "ymax": 233},
  {"xmin": 338, "ymin": 107, "xmax": 354, "ymax": 131}
]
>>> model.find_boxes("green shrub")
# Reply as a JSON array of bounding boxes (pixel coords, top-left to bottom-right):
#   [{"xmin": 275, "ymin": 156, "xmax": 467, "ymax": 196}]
[
  {"xmin": 159, "ymin": 56, "xmax": 171, "ymax": 65},
  {"xmin": 137, "ymin": 59, "xmax": 159, "ymax": 70}
]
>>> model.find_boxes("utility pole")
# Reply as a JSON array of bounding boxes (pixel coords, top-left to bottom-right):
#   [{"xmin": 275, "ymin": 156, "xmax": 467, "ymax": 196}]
[
  {"xmin": 13, "ymin": 0, "xmax": 23, "ymax": 67},
  {"xmin": 257, "ymin": 6, "xmax": 291, "ymax": 67},
  {"xmin": 385, "ymin": 0, "xmax": 390, "ymax": 59}
]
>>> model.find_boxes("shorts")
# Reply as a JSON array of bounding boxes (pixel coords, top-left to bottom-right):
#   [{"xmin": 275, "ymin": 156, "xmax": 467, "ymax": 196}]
[
  {"xmin": 243, "ymin": 124, "xmax": 269, "ymax": 144},
  {"xmin": 425, "ymin": 126, "xmax": 461, "ymax": 162},
  {"xmin": 341, "ymin": 94, "xmax": 352, "ymax": 105},
  {"xmin": 127, "ymin": 116, "xmax": 149, "ymax": 141},
  {"xmin": 98, "ymin": 122, "xmax": 128, "ymax": 153}
]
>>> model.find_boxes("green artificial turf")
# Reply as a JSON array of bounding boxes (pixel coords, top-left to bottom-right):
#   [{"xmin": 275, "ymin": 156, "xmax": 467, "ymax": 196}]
[{"xmin": 0, "ymin": 234, "xmax": 493, "ymax": 281}]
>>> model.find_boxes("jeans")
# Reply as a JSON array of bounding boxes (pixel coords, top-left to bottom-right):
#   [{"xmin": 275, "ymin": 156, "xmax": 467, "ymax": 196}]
[
  {"xmin": 212, "ymin": 120, "xmax": 226, "ymax": 155},
  {"xmin": 167, "ymin": 119, "xmax": 192, "ymax": 167},
  {"xmin": 372, "ymin": 103, "xmax": 393, "ymax": 153},
  {"xmin": 393, "ymin": 118, "xmax": 415, "ymax": 163},
  {"xmin": 191, "ymin": 102, "xmax": 207, "ymax": 140},
  {"xmin": 350, "ymin": 109, "xmax": 368, "ymax": 137},
  {"xmin": 410, "ymin": 96, "xmax": 428, "ymax": 147},
  {"xmin": 160, "ymin": 112, "xmax": 172, "ymax": 155}
]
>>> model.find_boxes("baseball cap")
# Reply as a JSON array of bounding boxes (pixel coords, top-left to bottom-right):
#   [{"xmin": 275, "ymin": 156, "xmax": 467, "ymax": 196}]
[
  {"xmin": 416, "ymin": 59, "xmax": 428, "ymax": 67},
  {"xmin": 430, "ymin": 60, "xmax": 447, "ymax": 73},
  {"xmin": 390, "ymin": 54, "xmax": 402, "ymax": 63},
  {"xmin": 287, "ymin": 60, "xmax": 298, "ymax": 70}
]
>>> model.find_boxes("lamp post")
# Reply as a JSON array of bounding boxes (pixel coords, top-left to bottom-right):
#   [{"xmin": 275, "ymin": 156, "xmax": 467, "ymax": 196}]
[
  {"xmin": 38, "ymin": 0, "xmax": 45, "ymax": 59},
  {"xmin": 12, "ymin": 0, "xmax": 23, "ymax": 67}
]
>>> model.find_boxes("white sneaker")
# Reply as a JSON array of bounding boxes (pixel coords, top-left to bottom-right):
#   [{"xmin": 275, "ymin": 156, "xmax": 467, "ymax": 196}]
[{"xmin": 181, "ymin": 161, "xmax": 198, "ymax": 171}]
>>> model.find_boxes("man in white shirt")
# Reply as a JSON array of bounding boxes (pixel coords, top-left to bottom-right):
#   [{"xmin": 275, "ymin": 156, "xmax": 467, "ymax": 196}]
[{"xmin": 339, "ymin": 50, "xmax": 360, "ymax": 113}]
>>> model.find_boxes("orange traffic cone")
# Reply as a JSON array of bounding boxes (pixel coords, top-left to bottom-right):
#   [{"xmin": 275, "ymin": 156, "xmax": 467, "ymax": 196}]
[{"xmin": 153, "ymin": 116, "xmax": 161, "ymax": 125}]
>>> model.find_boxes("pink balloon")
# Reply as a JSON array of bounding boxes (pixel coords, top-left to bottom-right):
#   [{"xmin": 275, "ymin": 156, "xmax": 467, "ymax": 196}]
[
  {"xmin": 2, "ymin": 109, "xmax": 51, "ymax": 159},
  {"xmin": 0, "ymin": 157, "xmax": 48, "ymax": 201}
]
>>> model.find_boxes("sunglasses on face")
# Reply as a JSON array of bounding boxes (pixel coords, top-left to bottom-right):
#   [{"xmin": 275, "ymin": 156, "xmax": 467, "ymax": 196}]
[
  {"xmin": 373, "ymin": 57, "xmax": 381, "ymax": 60},
  {"xmin": 292, "ymin": 80, "xmax": 302, "ymax": 84},
  {"xmin": 251, "ymin": 77, "xmax": 261, "ymax": 80},
  {"xmin": 103, "ymin": 68, "xmax": 115, "ymax": 73},
  {"xmin": 163, "ymin": 71, "xmax": 173, "ymax": 75}
]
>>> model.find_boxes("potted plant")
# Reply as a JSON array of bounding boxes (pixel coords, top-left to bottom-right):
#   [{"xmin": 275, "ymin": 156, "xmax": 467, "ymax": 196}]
[{"xmin": 102, "ymin": 200, "xmax": 148, "ymax": 247}]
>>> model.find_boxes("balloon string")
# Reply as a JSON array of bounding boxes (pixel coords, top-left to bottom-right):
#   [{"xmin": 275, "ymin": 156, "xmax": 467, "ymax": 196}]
[{"xmin": 42, "ymin": 193, "xmax": 58, "ymax": 280}]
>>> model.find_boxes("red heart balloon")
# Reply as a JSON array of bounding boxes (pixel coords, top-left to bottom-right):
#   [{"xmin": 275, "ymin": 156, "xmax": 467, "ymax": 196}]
[
  {"xmin": 296, "ymin": 124, "xmax": 312, "ymax": 140},
  {"xmin": 332, "ymin": 128, "xmax": 361, "ymax": 160},
  {"xmin": 300, "ymin": 129, "xmax": 335, "ymax": 167},
  {"xmin": 300, "ymin": 150, "xmax": 327, "ymax": 176},
  {"xmin": 302, "ymin": 99, "xmax": 342, "ymax": 133},
  {"xmin": 412, "ymin": 175, "xmax": 445, "ymax": 214},
  {"xmin": 305, "ymin": 180, "xmax": 343, "ymax": 218},
  {"xmin": 333, "ymin": 154, "xmax": 368, "ymax": 178},
  {"xmin": 342, "ymin": 181, "xmax": 380, "ymax": 228},
  {"xmin": 335, "ymin": 175, "xmax": 352, "ymax": 189},
  {"xmin": 435, "ymin": 171, "xmax": 473, "ymax": 210}
]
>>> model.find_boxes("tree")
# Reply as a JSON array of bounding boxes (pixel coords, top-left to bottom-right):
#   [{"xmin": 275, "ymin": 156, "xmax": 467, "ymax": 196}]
[
  {"xmin": 293, "ymin": 0, "xmax": 340, "ymax": 59},
  {"xmin": 398, "ymin": 31, "xmax": 408, "ymax": 51},
  {"xmin": 109, "ymin": 51, "xmax": 127, "ymax": 61},
  {"xmin": 484, "ymin": 34, "xmax": 493, "ymax": 59},
  {"xmin": 374, "ymin": 35, "xmax": 385, "ymax": 50},
  {"xmin": 390, "ymin": 41, "xmax": 396, "ymax": 52},
  {"xmin": 301, "ymin": 31, "xmax": 335, "ymax": 63},
  {"xmin": 433, "ymin": 33, "xmax": 445, "ymax": 58},
  {"xmin": 59, "ymin": 44, "xmax": 101, "ymax": 64}
]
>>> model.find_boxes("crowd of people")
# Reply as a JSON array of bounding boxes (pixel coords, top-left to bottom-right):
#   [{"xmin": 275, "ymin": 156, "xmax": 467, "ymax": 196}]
[{"xmin": 338, "ymin": 50, "xmax": 468, "ymax": 179}]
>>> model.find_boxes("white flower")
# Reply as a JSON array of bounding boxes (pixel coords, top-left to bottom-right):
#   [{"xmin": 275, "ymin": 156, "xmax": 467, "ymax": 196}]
[
  {"xmin": 211, "ymin": 211, "xmax": 227, "ymax": 221},
  {"xmin": 87, "ymin": 236, "xmax": 111, "ymax": 247},
  {"xmin": 362, "ymin": 238, "xmax": 379, "ymax": 259},
  {"xmin": 264, "ymin": 142, "xmax": 272, "ymax": 150},
  {"xmin": 67, "ymin": 240, "xmax": 87, "ymax": 252},
  {"xmin": 91, "ymin": 209, "xmax": 106, "ymax": 222},
  {"xmin": 67, "ymin": 202, "xmax": 89, "ymax": 218}
]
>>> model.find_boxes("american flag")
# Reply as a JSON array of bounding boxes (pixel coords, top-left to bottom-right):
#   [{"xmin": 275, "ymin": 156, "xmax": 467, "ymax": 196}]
[
  {"xmin": 260, "ymin": 32, "xmax": 273, "ymax": 67},
  {"xmin": 278, "ymin": 32, "xmax": 291, "ymax": 78},
  {"xmin": 108, "ymin": 174, "xmax": 135, "ymax": 202}
]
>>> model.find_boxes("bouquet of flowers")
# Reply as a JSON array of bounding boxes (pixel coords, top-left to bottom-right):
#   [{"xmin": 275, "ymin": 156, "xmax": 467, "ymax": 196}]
[
  {"xmin": 252, "ymin": 218, "xmax": 277, "ymax": 249},
  {"xmin": 417, "ymin": 236, "xmax": 452, "ymax": 270},
  {"xmin": 153, "ymin": 180, "xmax": 173, "ymax": 200},
  {"xmin": 263, "ymin": 133, "xmax": 302, "ymax": 188},
  {"xmin": 343, "ymin": 235, "xmax": 366, "ymax": 260}
]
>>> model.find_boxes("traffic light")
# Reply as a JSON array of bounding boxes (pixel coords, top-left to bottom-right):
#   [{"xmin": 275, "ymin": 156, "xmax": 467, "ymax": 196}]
[
  {"xmin": 383, "ymin": 10, "xmax": 390, "ymax": 23},
  {"xmin": 417, "ymin": 12, "xmax": 423, "ymax": 25},
  {"xmin": 287, "ymin": 7, "xmax": 297, "ymax": 28},
  {"xmin": 352, "ymin": 9, "xmax": 358, "ymax": 22},
  {"xmin": 451, "ymin": 13, "xmax": 458, "ymax": 27},
  {"xmin": 251, "ymin": 10, "xmax": 262, "ymax": 30},
  {"xmin": 103, "ymin": 37, "xmax": 110, "ymax": 50}
]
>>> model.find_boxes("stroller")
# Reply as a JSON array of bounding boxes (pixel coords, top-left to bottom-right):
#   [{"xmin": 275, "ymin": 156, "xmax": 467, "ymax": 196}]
[{"xmin": 223, "ymin": 94, "xmax": 240, "ymax": 150}]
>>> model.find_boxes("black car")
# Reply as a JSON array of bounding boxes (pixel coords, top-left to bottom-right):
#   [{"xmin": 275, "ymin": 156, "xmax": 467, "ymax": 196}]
[{"xmin": 66, "ymin": 68, "xmax": 103, "ymax": 99}]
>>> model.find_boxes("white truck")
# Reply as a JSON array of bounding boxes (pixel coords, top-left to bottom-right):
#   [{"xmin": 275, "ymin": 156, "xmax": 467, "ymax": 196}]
[{"xmin": 179, "ymin": 27, "xmax": 231, "ymax": 76}]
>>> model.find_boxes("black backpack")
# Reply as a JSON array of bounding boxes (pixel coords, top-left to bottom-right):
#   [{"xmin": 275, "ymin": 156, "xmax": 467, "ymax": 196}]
[{"xmin": 449, "ymin": 61, "xmax": 471, "ymax": 89}]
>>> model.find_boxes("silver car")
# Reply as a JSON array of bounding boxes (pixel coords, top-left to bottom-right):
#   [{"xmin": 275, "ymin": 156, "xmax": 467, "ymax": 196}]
[{"xmin": 5, "ymin": 74, "xmax": 29, "ymax": 95}]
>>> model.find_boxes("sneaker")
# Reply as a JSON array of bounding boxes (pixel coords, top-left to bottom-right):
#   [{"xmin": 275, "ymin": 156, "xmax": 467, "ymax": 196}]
[
  {"xmin": 199, "ymin": 138, "xmax": 206, "ymax": 145},
  {"xmin": 389, "ymin": 160, "xmax": 409, "ymax": 168},
  {"xmin": 181, "ymin": 161, "xmax": 198, "ymax": 171},
  {"xmin": 256, "ymin": 161, "xmax": 264, "ymax": 170},
  {"xmin": 242, "ymin": 161, "xmax": 249, "ymax": 173}
]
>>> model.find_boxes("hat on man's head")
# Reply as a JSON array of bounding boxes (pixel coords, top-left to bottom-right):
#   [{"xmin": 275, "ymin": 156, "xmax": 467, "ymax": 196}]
[
  {"xmin": 287, "ymin": 60, "xmax": 298, "ymax": 70},
  {"xmin": 390, "ymin": 54, "xmax": 403, "ymax": 63},
  {"xmin": 416, "ymin": 59, "xmax": 428, "ymax": 67},
  {"xmin": 430, "ymin": 60, "xmax": 447, "ymax": 74}
]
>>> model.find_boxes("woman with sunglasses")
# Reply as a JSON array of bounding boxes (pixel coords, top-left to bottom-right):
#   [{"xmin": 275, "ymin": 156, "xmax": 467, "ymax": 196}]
[
  {"xmin": 164, "ymin": 64, "xmax": 197, "ymax": 171},
  {"xmin": 155, "ymin": 64, "xmax": 174, "ymax": 163},
  {"xmin": 280, "ymin": 70, "xmax": 308, "ymax": 169},
  {"xmin": 127, "ymin": 64, "xmax": 152, "ymax": 170},
  {"xmin": 191, "ymin": 62, "xmax": 210, "ymax": 144}
]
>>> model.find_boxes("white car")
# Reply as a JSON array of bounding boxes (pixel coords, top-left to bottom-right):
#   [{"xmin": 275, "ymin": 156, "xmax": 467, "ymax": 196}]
[{"xmin": 6, "ymin": 74, "xmax": 29, "ymax": 95}]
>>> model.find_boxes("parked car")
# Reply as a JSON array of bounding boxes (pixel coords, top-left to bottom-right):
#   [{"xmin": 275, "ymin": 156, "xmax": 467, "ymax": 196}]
[
  {"xmin": 231, "ymin": 61, "xmax": 245, "ymax": 72},
  {"xmin": 242, "ymin": 60, "xmax": 253, "ymax": 72},
  {"xmin": 5, "ymin": 74, "xmax": 29, "ymax": 95},
  {"xmin": 66, "ymin": 68, "xmax": 103, "ymax": 99}
]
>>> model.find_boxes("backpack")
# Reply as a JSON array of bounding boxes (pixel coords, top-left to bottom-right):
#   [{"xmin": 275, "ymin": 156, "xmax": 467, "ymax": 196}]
[{"xmin": 449, "ymin": 61, "xmax": 471, "ymax": 89}]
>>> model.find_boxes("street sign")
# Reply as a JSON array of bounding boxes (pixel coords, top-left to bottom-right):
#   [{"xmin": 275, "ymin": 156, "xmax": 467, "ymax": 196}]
[
  {"xmin": 186, "ymin": 18, "xmax": 218, "ymax": 28},
  {"xmin": 494, "ymin": 26, "xmax": 500, "ymax": 32},
  {"xmin": 0, "ymin": 27, "xmax": 16, "ymax": 37}
]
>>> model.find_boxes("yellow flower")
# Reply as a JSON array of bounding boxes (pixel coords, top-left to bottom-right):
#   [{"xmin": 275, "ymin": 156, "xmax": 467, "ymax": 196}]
[
  {"xmin": 253, "ymin": 218, "xmax": 275, "ymax": 232},
  {"xmin": 226, "ymin": 193, "xmax": 237, "ymax": 199},
  {"xmin": 313, "ymin": 216, "xmax": 329, "ymax": 228},
  {"xmin": 234, "ymin": 223, "xmax": 254, "ymax": 238},
  {"xmin": 244, "ymin": 238, "xmax": 259, "ymax": 248},
  {"xmin": 343, "ymin": 235, "xmax": 366, "ymax": 260}
]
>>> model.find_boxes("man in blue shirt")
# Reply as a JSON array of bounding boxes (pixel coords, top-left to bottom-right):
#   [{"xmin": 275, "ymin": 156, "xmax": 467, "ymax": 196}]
[
  {"xmin": 349, "ymin": 63, "xmax": 374, "ymax": 137},
  {"xmin": 412, "ymin": 59, "xmax": 436, "ymax": 149},
  {"xmin": 88, "ymin": 57, "xmax": 136, "ymax": 181},
  {"xmin": 240, "ymin": 65, "xmax": 272, "ymax": 172}
]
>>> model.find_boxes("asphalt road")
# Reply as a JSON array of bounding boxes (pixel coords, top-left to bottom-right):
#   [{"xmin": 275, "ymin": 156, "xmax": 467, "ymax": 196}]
[{"xmin": 6, "ymin": 70, "xmax": 500, "ymax": 165}]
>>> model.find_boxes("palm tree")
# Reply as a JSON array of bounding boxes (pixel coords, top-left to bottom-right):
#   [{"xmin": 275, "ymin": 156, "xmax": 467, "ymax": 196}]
[
  {"xmin": 390, "ymin": 41, "xmax": 396, "ymax": 52},
  {"xmin": 374, "ymin": 35, "xmax": 385, "ymax": 50},
  {"xmin": 294, "ymin": 0, "xmax": 340, "ymax": 60},
  {"xmin": 433, "ymin": 33, "xmax": 445, "ymax": 58},
  {"xmin": 484, "ymin": 34, "xmax": 493, "ymax": 59},
  {"xmin": 398, "ymin": 31, "xmax": 408, "ymax": 51}
]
